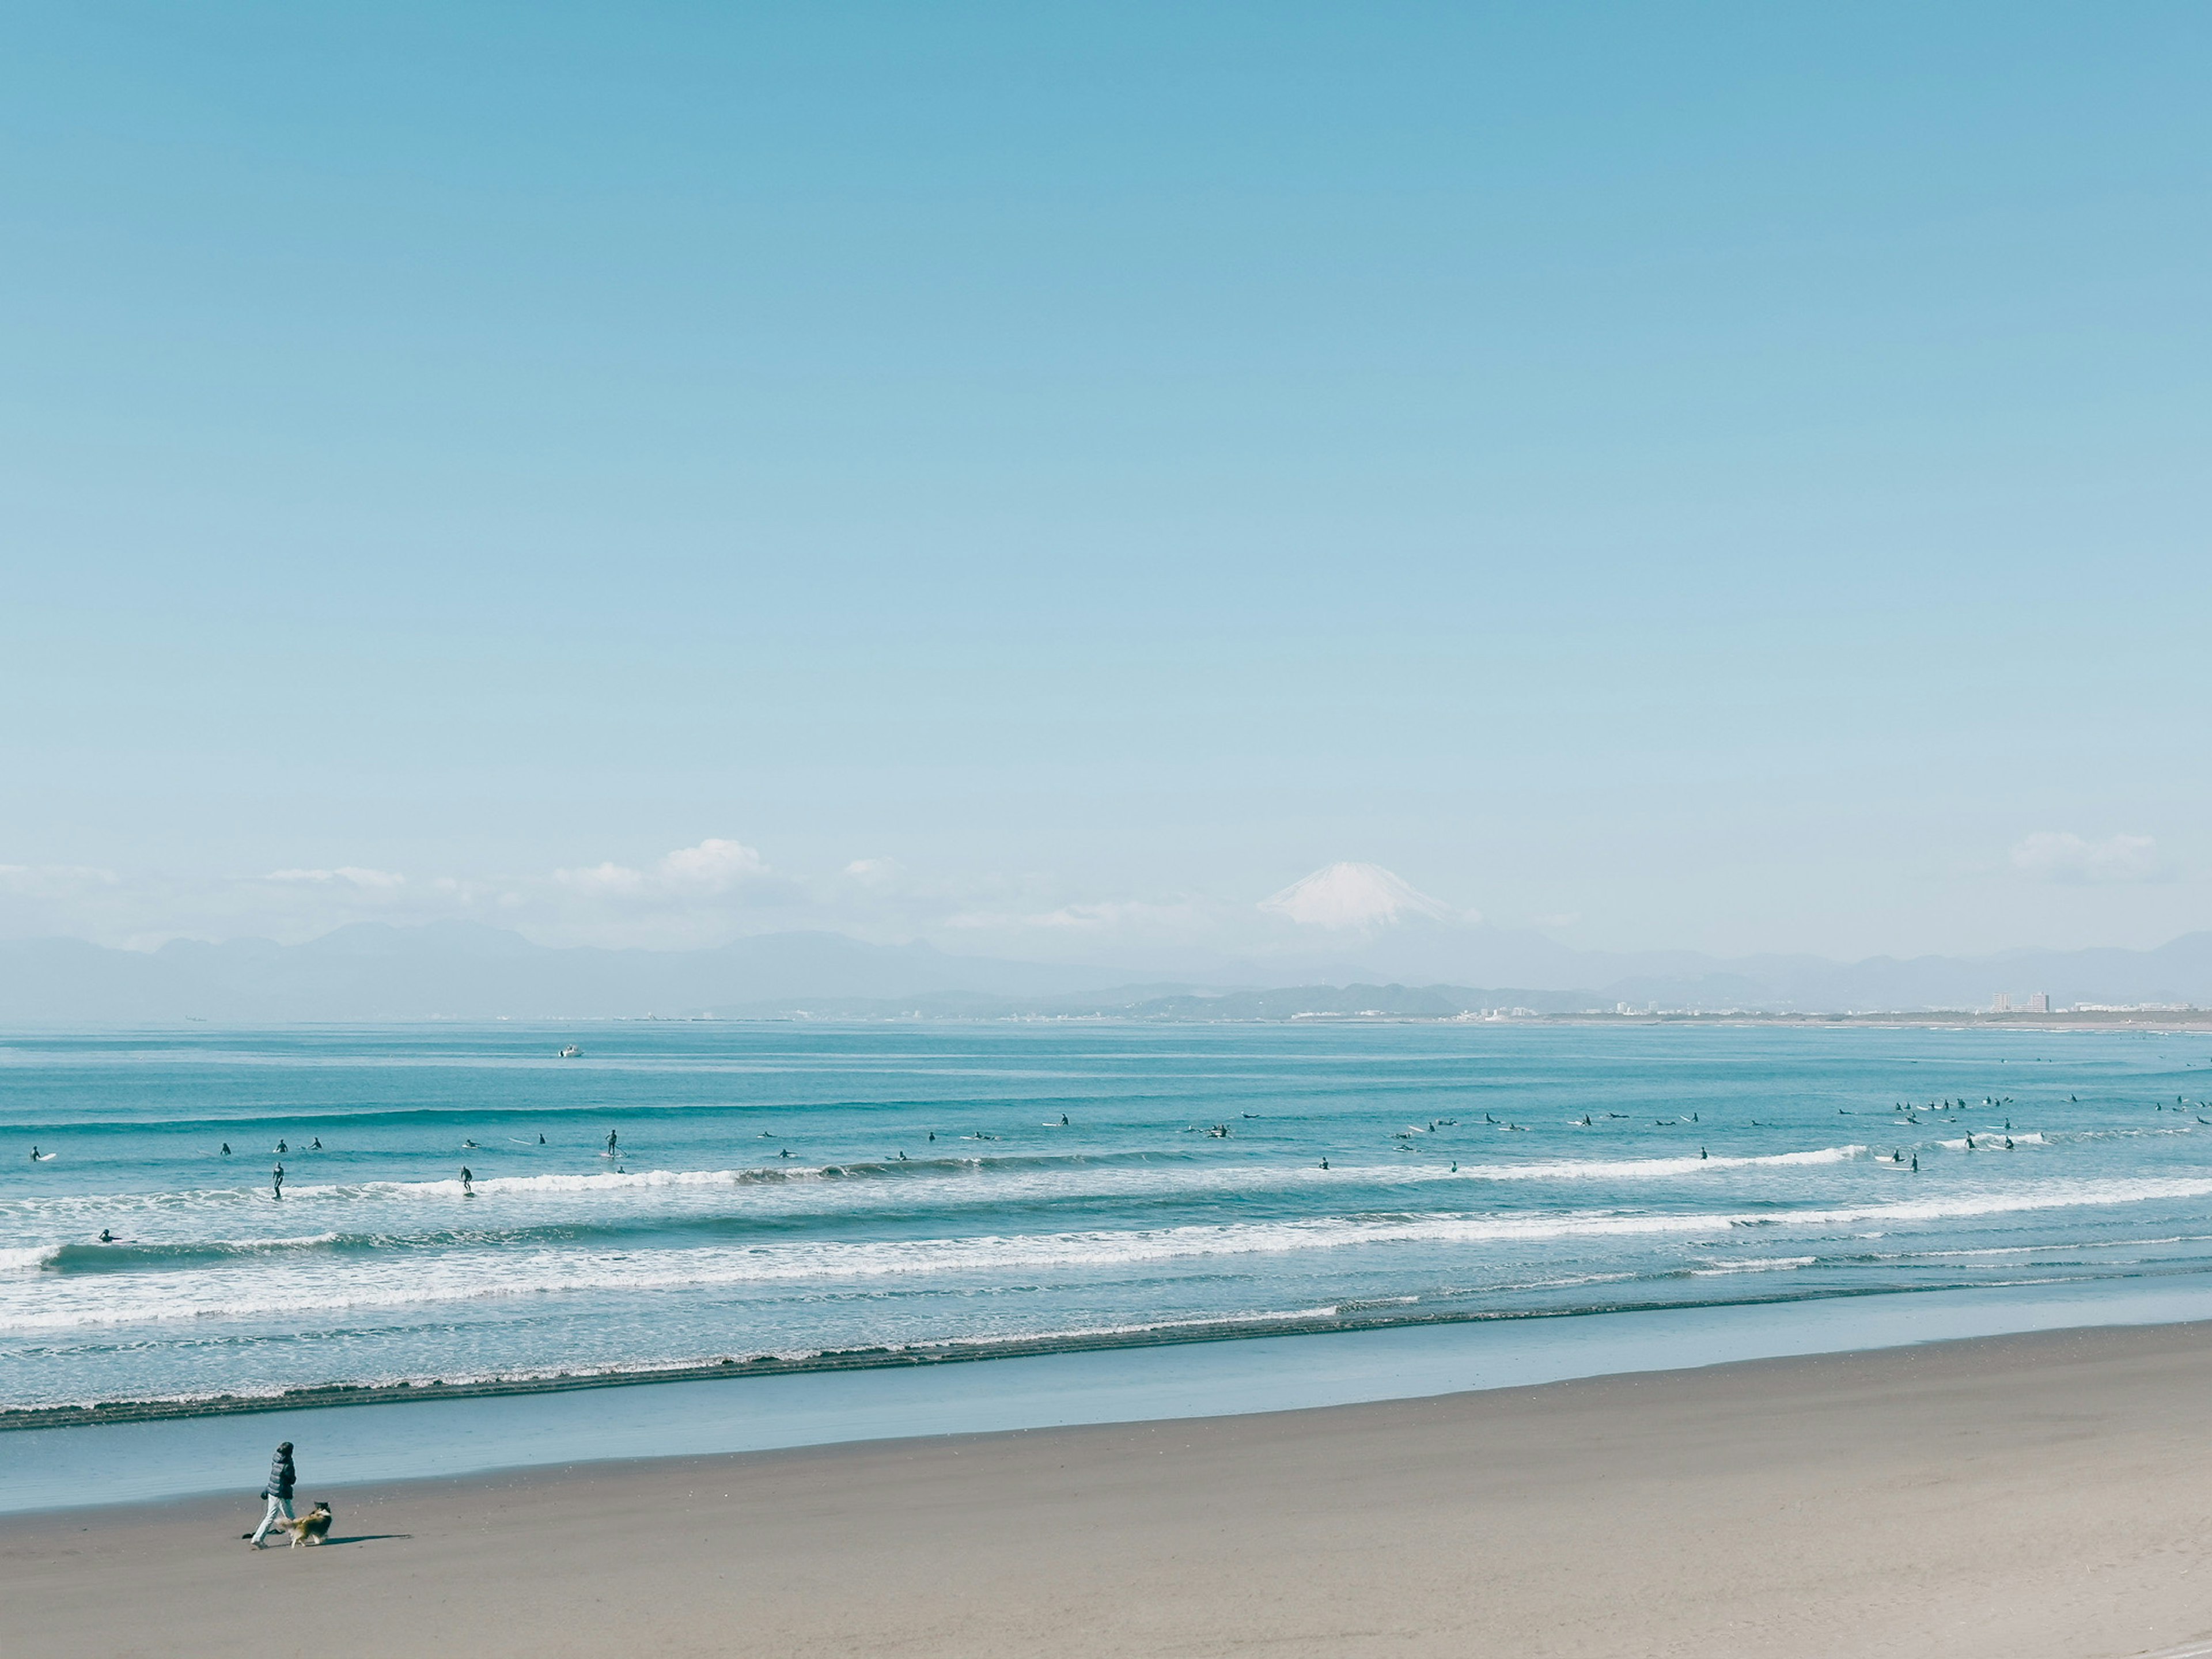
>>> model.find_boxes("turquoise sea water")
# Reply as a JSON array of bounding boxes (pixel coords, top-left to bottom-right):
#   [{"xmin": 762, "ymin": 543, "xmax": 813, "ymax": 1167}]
[{"xmin": 5, "ymin": 1021, "xmax": 2212, "ymax": 1416}]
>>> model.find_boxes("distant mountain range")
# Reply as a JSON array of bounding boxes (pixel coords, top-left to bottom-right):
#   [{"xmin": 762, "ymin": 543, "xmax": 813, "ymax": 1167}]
[{"xmin": 1, "ymin": 921, "xmax": 2210, "ymax": 1023}]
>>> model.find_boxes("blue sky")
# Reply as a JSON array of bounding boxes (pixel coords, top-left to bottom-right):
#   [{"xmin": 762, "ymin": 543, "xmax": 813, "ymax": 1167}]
[{"xmin": 3, "ymin": 3, "xmax": 2207, "ymax": 961}]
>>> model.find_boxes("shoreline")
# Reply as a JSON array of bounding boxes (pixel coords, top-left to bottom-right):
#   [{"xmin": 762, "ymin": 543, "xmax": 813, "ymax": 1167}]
[
  {"xmin": 16, "ymin": 1274, "xmax": 2212, "ymax": 1518},
  {"xmin": 7, "ymin": 1320, "xmax": 2211, "ymax": 1658},
  {"xmin": 0, "ymin": 1280, "xmax": 1986, "ymax": 1432}
]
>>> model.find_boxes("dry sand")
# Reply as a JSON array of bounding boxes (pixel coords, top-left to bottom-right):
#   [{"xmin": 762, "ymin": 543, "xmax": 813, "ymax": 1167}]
[{"xmin": 7, "ymin": 1321, "xmax": 2212, "ymax": 1659}]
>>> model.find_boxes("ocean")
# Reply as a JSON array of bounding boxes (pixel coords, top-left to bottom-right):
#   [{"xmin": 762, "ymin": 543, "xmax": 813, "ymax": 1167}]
[{"xmin": 6, "ymin": 1020, "xmax": 2212, "ymax": 1422}]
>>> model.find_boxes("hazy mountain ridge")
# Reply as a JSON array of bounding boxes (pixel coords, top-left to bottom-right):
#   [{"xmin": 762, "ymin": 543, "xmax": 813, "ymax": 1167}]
[{"xmin": 2, "ymin": 921, "xmax": 2210, "ymax": 1023}]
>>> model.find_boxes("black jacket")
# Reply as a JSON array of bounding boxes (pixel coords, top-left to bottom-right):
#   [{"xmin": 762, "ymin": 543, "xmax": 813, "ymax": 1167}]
[{"xmin": 267, "ymin": 1450, "xmax": 295, "ymax": 1499}]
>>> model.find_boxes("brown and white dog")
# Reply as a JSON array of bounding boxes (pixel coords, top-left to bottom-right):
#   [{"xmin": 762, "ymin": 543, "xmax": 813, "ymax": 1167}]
[{"xmin": 274, "ymin": 1503, "xmax": 334, "ymax": 1547}]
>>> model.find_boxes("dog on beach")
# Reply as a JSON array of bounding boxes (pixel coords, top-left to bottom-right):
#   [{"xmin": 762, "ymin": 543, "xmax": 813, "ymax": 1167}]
[{"xmin": 273, "ymin": 1503, "xmax": 334, "ymax": 1547}]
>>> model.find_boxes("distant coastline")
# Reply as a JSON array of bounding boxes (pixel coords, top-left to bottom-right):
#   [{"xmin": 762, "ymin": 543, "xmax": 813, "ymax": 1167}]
[{"xmin": 6, "ymin": 922, "xmax": 2212, "ymax": 1025}]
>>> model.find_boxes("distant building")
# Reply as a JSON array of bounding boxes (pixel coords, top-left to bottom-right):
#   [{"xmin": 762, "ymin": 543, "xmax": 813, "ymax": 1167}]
[{"xmin": 1991, "ymin": 992, "xmax": 2051, "ymax": 1014}]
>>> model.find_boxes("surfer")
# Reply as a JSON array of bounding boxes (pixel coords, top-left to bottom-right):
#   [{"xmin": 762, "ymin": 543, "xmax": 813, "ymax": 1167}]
[
  {"xmin": 461, "ymin": 1166, "xmax": 474, "ymax": 1196},
  {"xmin": 539, "ymin": 1134, "xmax": 546, "ymax": 1144},
  {"xmin": 462, "ymin": 1139, "xmax": 478, "ymax": 1149},
  {"xmin": 1061, "ymin": 1115, "xmax": 1070, "ymax": 1126},
  {"xmin": 29, "ymin": 1146, "xmax": 38, "ymax": 1161},
  {"xmin": 221, "ymin": 1142, "xmax": 230, "ymax": 1155},
  {"xmin": 2004, "ymin": 1137, "xmax": 2014, "ymax": 1150},
  {"xmin": 1700, "ymin": 1146, "xmax": 1708, "ymax": 1159},
  {"xmin": 310, "ymin": 1138, "xmax": 321, "ymax": 1151},
  {"xmin": 99, "ymin": 1229, "xmax": 114, "ymax": 1243},
  {"xmin": 276, "ymin": 1139, "xmax": 287, "ymax": 1155},
  {"xmin": 271, "ymin": 1163, "xmax": 285, "ymax": 1200},
  {"xmin": 1911, "ymin": 1154, "xmax": 1919, "ymax": 1172},
  {"xmin": 606, "ymin": 1130, "xmax": 619, "ymax": 1156}
]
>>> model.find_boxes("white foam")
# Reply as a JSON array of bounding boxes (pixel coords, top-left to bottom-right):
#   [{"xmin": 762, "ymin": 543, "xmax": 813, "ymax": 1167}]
[
  {"xmin": 0, "ymin": 1142, "xmax": 1886, "ymax": 1229},
  {"xmin": 1689, "ymin": 1256, "xmax": 1817, "ymax": 1276},
  {"xmin": 12, "ymin": 1174, "xmax": 2212, "ymax": 1334}
]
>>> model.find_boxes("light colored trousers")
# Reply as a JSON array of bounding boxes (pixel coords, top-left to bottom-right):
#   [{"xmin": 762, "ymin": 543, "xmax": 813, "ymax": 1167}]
[{"xmin": 251, "ymin": 1494, "xmax": 294, "ymax": 1545}]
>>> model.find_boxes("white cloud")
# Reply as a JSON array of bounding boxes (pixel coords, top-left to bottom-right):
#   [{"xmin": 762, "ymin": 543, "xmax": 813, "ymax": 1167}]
[
  {"xmin": 2009, "ymin": 832, "xmax": 2165, "ymax": 885},
  {"xmin": 554, "ymin": 861, "xmax": 646, "ymax": 896},
  {"xmin": 843, "ymin": 857, "xmax": 898, "ymax": 884},
  {"xmin": 265, "ymin": 866, "xmax": 408, "ymax": 889},
  {"xmin": 555, "ymin": 839, "xmax": 769, "ymax": 901},
  {"xmin": 1259, "ymin": 862, "xmax": 1458, "ymax": 929},
  {"xmin": 660, "ymin": 838, "xmax": 767, "ymax": 891}
]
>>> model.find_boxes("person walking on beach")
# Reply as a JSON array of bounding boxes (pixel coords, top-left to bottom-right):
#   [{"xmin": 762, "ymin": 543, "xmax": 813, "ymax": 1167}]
[{"xmin": 248, "ymin": 1442, "xmax": 297, "ymax": 1547}]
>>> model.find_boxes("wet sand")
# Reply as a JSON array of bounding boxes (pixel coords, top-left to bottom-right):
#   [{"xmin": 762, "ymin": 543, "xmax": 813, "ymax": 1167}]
[{"xmin": 5, "ymin": 1320, "xmax": 2211, "ymax": 1659}]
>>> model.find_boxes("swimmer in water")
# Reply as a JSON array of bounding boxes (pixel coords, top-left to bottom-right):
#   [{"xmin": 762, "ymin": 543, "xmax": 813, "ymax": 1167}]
[
  {"xmin": 927, "ymin": 1131, "xmax": 935, "ymax": 1142},
  {"xmin": 462, "ymin": 1139, "xmax": 477, "ymax": 1150},
  {"xmin": 460, "ymin": 1166, "xmax": 474, "ymax": 1195},
  {"xmin": 1319, "ymin": 1158, "xmax": 1330, "ymax": 1170},
  {"xmin": 276, "ymin": 1140, "xmax": 287, "ymax": 1155},
  {"xmin": 99, "ymin": 1229, "xmax": 114, "ymax": 1243},
  {"xmin": 221, "ymin": 1143, "xmax": 231, "ymax": 1155}
]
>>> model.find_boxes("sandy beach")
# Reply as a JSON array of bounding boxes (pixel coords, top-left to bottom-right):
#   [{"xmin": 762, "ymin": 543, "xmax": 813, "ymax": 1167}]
[{"xmin": 4, "ymin": 1322, "xmax": 2210, "ymax": 1658}]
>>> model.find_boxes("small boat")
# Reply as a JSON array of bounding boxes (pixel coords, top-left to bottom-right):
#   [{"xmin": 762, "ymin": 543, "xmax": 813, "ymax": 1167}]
[{"xmin": 557, "ymin": 1045, "xmax": 581, "ymax": 1059}]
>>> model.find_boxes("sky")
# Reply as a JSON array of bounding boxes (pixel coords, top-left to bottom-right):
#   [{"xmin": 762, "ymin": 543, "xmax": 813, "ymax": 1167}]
[{"xmin": 2, "ymin": 3, "xmax": 2208, "ymax": 965}]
